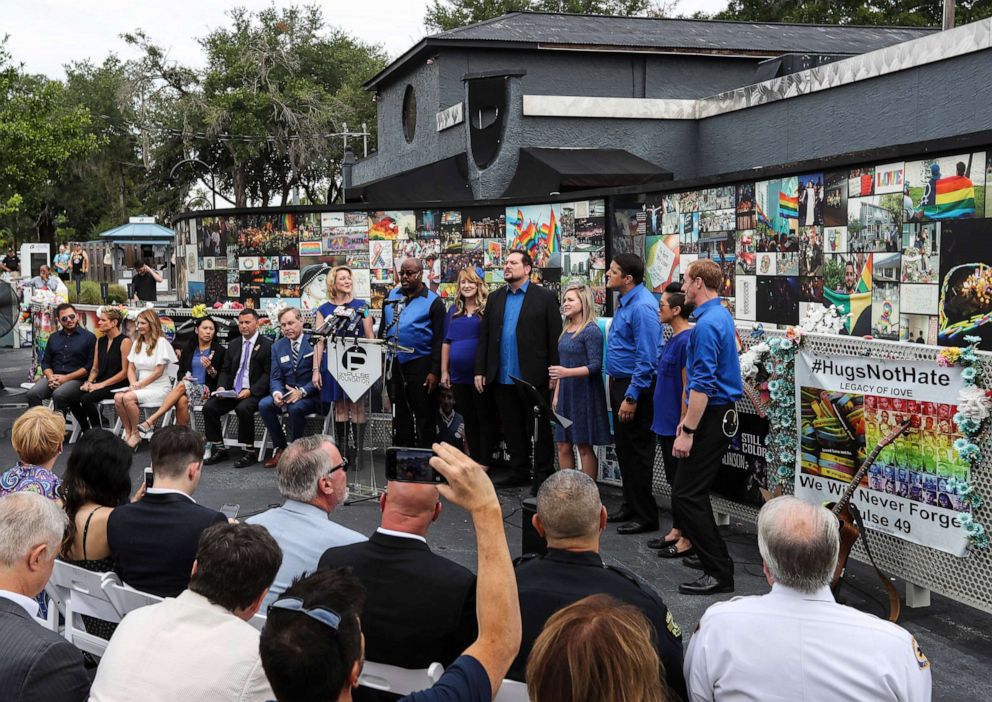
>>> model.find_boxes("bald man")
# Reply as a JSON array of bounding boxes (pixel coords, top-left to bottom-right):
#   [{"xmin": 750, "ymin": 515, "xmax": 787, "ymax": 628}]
[
  {"xmin": 380, "ymin": 258, "xmax": 446, "ymax": 447},
  {"xmin": 318, "ymin": 480, "xmax": 477, "ymax": 686}
]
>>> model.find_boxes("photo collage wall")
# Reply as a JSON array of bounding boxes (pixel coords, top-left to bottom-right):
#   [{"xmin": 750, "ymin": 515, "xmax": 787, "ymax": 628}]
[{"xmin": 175, "ymin": 201, "xmax": 608, "ymax": 317}]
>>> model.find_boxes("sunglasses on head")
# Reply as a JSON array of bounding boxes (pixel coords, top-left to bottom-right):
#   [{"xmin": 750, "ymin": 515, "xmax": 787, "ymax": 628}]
[{"xmin": 268, "ymin": 597, "xmax": 342, "ymax": 631}]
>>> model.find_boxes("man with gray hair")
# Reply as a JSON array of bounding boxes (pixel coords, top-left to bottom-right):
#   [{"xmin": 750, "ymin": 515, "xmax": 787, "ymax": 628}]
[
  {"xmin": 685, "ymin": 496, "xmax": 932, "ymax": 702},
  {"xmin": 246, "ymin": 435, "xmax": 364, "ymax": 607},
  {"xmin": 510, "ymin": 470, "xmax": 685, "ymax": 699},
  {"xmin": 0, "ymin": 493, "xmax": 90, "ymax": 702}
]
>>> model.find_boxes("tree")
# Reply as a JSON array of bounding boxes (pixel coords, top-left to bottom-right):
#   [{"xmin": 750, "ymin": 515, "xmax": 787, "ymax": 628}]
[
  {"xmin": 425, "ymin": 0, "xmax": 657, "ymax": 32},
  {"xmin": 713, "ymin": 0, "xmax": 992, "ymax": 27}
]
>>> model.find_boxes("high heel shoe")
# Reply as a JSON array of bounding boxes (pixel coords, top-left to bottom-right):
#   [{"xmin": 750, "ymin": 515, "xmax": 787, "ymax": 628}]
[
  {"xmin": 137, "ymin": 422, "xmax": 154, "ymax": 440},
  {"xmin": 124, "ymin": 433, "xmax": 142, "ymax": 450}
]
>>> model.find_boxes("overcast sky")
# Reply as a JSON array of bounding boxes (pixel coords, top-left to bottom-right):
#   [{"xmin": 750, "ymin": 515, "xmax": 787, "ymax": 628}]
[{"xmin": 6, "ymin": 0, "xmax": 729, "ymax": 79}]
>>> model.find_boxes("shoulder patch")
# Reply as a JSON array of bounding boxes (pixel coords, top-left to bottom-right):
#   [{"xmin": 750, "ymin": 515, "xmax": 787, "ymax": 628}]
[
  {"xmin": 666, "ymin": 609, "xmax": 682, "ymax": 639},
  {"xmin": 912, "ymin": 636, "xmax": 930, "ymax": 670}
]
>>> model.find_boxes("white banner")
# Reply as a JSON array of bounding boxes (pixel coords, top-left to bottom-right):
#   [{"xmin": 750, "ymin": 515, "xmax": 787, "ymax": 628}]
[
  {"xmin": 794, "ymin": 350, "xmax": 971, "ymax": 556},
  {"xmin": 327, "ymin": 339, "xmax": 382, "ymax": 403}
]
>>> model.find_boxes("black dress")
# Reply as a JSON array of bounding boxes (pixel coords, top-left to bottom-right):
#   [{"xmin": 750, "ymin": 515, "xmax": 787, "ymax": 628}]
[
  {"xmin": 67, "ymin": 334, "xmax": 126, "ymax": 431},
  {"xmin": 62, "ymin": 506, "xmax": 119, "ymax": 640}
]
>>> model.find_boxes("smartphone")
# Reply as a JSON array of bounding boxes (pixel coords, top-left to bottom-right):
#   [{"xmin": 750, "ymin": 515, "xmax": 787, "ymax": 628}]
[
  {"xmin": 220, "ymin": 503, "xmax": 240, "ymax": 519},
  {"xmin": 385, "ymin": 447, "xmax": 445, "ymax": 484},
  {"xmin": 143, "ymin": 467, "xmax": 154, "ymax": 489}
]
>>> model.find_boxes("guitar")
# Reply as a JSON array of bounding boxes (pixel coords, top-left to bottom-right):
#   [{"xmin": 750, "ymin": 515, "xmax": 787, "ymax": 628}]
[{"xmin": 827, "ymin": 417, "xmax": 911, "ymax": 623}]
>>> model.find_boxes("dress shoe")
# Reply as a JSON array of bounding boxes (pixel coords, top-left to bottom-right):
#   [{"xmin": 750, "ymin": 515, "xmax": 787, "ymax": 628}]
[
  {"xmin": 264, "ymin": 448, "xmax": 284, "ymax": 469},
  {"xmin": 646, "ymin": 536, "xmax": 680, "ymax": 550},
  {"xmin": 203, "ymin": 448, "xmax": 229, "ymax": 465},
  {"xmin": 678, "ymin": 574, "xmax": 734, "ymax": 596},
  {"xmin": 234, "ymin": 452, "xmax": 257, "ymax": 469},
  {"xmin": 616, "ymin": 521, "xmax": 659, "ymax": 535},
  {"xmin": 683, "ymin": 554, "xmax": 704, "ymax": 570},
  {"xmin": 491, "ymin": 472, "xmax": 531, "ymax": 488},
  {"xmin": 658, "ymin": 545, "xmax": 696, "ymax": 559},
  {"xmin": 607, "ymin": 509, "xmax": 634, "ymax": 523}
]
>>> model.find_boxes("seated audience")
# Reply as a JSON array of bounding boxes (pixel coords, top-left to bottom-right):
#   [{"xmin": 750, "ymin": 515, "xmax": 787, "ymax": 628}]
[
  {"xmin": 25, "ymin": 302, "xmax": 95, "ymax": 411},
  {"xmin": 137, "ymin": 315, "xmax": 226, "ymax": 436},
  {"xmin": 59, "ymin": 428, "xmax": 134, "ymax": 639},
  {"xmin": 89, "ymin": 522, "xmax": 281, "ymax": 702},
  {"xmin": 511, "ymin": 470, "xmax": 685, "ymax": 698},
  {"xmin": 685, "ymin": 496, "xmax": 932, "ymax": 702},
  {"xmin": 0, "ymin": 493, "xmax": 90, "ymax": 702},
  {"xmin": 67, "ymin": 306, "xmax": 131, "ymax": 432},
  {"xmin": 259, "ymin": 442, "xmax": 521, "ymax": 702},
  {"xmin": 528, "ymin": 594, "xmax": 672, "ymax": 702},
  {"xmin": 2, "ymin": 407, "xmax": 64, "ymax": 499},
  {"xmin": 107, "ymin": 425, "xmax": 226, "ymax": 597},
  {"xmin": 115, "ymin": 308, "xmax": 179, "ymax": 449},
  {"xmin": 247, "ymin": 435, "xmax": 364, "ymax": 607},
  {"xmin": 319, "ymin": 479, "xmax": 477, "ymax": 689}
]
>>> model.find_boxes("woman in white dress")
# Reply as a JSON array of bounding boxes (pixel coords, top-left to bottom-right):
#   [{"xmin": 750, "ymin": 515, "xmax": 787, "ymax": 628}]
[{"xmin": 115, "ymin": 309, "xmax": 178, "ymax": 449}]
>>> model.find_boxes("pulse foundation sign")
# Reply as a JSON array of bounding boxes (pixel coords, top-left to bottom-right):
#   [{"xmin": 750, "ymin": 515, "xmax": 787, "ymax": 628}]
[{"xmin": 328, "ymin": 340, "xmax": 382, "ymax": 402}]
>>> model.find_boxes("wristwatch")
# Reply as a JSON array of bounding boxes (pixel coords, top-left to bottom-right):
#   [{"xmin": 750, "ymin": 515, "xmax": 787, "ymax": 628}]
[
  {"xmin": 624, "ymin": 396, "xmax": 637, "ymax": 404},
  {"xmin": 682, "ymin": 425, "xmax": 696, "ymax": 436}
]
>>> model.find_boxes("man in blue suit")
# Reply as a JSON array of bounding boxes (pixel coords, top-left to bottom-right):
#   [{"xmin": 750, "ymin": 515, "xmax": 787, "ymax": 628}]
[{"xmin": 260, "ymin": 307, "xmax": 321, "ymax": 468}]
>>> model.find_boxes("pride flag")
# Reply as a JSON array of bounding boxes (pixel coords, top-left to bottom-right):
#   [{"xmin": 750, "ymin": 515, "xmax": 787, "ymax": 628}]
[
  {"xmin": 778, "ymin": 192, "xmax": 799, "ymax": 219},
  {"xmin": 755, "ymin": 201, "xmax": 770, "ymax": 227},
  {"xmin": 924, "ymin": 175, "xmax": 976, "ymax": 220},
  {"xmin": 538, "ymin": 207, "xmax": 560, "ymax": 253}
]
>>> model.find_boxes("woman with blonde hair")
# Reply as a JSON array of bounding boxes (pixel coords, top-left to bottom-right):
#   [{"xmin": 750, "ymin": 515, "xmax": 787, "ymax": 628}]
[
  {"xmin": 115, "ymin": 308, "xmax": 178, "ymax": 448},
  {"xmin": 527, "ymin": 594, "xmax": 672, "ymax": 702},
  {"xmin": 549, "ymin": 284, "xmax": 610, "ymax": 480},
  {"xmin": 68, "ymin": 306, "xmax": 132, "ymax": 432},
  {"xmin": 441, "ymin": 266, "xmax": 493, "ymax": 469},
  {"xmin": 1, "ymin": 407, "xmax": 65, "ymax": 499},
  {"xmin": 313, "ymin": 265, "xmax": 374, "ymax": 466}
]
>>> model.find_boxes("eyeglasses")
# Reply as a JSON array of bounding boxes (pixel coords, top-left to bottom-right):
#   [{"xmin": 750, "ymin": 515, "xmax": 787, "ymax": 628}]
[
  {"xmin": 325, "ymin": 460, "xmax": 346, "ymax": 476},
  {"xmin": 60, "ymin": 314, "xmax": 76, "ymax": 323},
  {"xmin": 268, "ymin": 597, "xmax": 341, "ymax": 631},
  {"xmin": 398, "ymin": 269, "xmax": 421, "ymax": 277}
]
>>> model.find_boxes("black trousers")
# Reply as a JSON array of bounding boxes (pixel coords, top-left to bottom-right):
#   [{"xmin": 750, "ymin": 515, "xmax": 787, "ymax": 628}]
[
  {"xmin": 657, "ymin": 435, "xmax": 681, "ymax": 531},
  {"xmin": 673, "ymin": 404, "xmax": 735, "ymax": 582},
  {"xmin": 391, "ymin": 356, "xmax": 437, "ymax": 449},
  {"xmin": 451, "ymin": 383, "xmax": 495, "ymax": 466},
  {"xmin": 66, "ymin": 386, "xmax": 118, "ymax": 432},
  {"xmin": 202, "ymin": 395, "xmax": 260, "ymax": 447},
  {"xmin": 493, "ymin": 382, "xmax": 554, "ymax": 486},
  {"xmin": 609, "ymin": 378, "xmax": 659, "ymax": 527}
]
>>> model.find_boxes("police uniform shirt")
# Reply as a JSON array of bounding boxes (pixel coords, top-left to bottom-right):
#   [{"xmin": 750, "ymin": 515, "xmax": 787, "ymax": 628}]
[
  {"xmin": 512, "ymin": 548, "xmax": 686, "ymax": 699},
  {"xmin": 684, "ymin": 583, "xmax": 932, "ymax": 702}
]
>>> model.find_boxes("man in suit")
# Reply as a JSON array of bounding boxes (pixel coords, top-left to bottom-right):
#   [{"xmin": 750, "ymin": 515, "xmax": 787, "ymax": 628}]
[
  {"xmin": 511, "ymin": 470, "xmax": 686, "ymax": 700},
  {"xmin": 475, "ymin": 249, "xmax": 562, "ymax": 492},
  {"xmin": 90, "ymin": 522, "xmax": 281, "ymax": 702},
  {"xmin": 259, "ymin": 307, "xmax": 321, "ymax": 469},
  {"xmin": 107, "ymin": 426, "xmax": 227, "ymax": 597},
  {"xmin": 0, "ymin": 493, "xmax": 90, "ymax": 702},
  {"xmin": 203, "ymin": 308, "xmax": 273, "ymax": 468},
  {"xmin": 318, "ymin": 479, "xmax": 476, "ymax": 697},
  {"xmin": 247, "ymin": 435, "xmax": 364, "ymax": 608},
  {"xmin": 381, "ymin": 258, "xmax": 446, "ymax": 448}
]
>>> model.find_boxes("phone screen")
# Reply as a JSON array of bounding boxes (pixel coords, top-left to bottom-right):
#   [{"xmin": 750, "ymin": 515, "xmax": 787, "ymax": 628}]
[
  {"xmin": 144, "ymin": 467, "xmax": 154, "ymax": 489},
  {"xmin": 385, "ymin": 447, "xmax": 444, "ymax": 484},
  {"xmin": 220, "ymin": 503, "xmax": 240, "ymax": 519}
]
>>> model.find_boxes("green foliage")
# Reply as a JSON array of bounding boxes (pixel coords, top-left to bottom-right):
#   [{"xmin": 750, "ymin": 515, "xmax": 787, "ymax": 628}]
[
  {"xmin": 823, "ymin": 256, "xmax": 844, "ymax": 292},
  {"xmin": 425, "ymin": 0, "xmax": 656, "ymax": 32},
  {"xmin": 68, "ymin": 280, "xmax": 104, "ymax": 305},
  {"xmin": 106, "ymin": 284, "xmax": 129, "ymax": 304},
  {"xmin": 713, "ymin": 0, "xmax": 992, "ymax": 26}
]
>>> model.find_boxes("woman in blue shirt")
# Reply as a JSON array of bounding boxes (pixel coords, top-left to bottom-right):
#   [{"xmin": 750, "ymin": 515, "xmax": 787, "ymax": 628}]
[
  {"xmin": 650, "ymin": 282, "xmax": 694, "ymax": 558},
  {"xmin": 441, "ymin": 267, "xmax": 493, "ymax": 469}
]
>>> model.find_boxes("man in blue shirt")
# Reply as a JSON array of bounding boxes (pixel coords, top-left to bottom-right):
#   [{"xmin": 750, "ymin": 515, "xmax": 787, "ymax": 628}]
[
  {"xmin": 673, "ymin": 258, "xmax": 743, "ymax": 596},
  {"xmin": 259, "ymin": 442, "xmax": 521, "ymax": 702},
  {"xmin": 26, "ymin": 302, "xmax": 96, "ymax": 414},
  {"xmin": 381, "ymin": 258, "xmax": 446, "ymax": 448},
  {"xmin": 605, "ymin": 254, "xmax": 662, "ymax": 535}
]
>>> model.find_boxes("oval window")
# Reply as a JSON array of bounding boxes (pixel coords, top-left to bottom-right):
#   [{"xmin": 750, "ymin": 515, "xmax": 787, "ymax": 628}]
[{"xmin": 402, "ymin": 85, "xmax": 417, "ymax": 143}]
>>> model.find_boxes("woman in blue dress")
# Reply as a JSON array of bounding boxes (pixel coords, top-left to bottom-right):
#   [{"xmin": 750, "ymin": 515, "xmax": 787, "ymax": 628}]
[
  {"xmin": 549, "ymin": 283, "xmax": 610, "ymax": 480},
  {"xmin": 312, "ymin": 266, "xmax": 374, "ymax": 465},
  {"xmin": 650, "ymin": 282, "xmax": 694, "ymax": 558},
  {"xmin": 441, "ymin": 267, "xmax": 492, "ymax": 469}
]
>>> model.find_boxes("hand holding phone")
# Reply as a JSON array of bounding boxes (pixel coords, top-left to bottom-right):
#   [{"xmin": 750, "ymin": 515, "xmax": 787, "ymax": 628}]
[
  {"xmin": 144, "ymin": 467, "xmax": 154, "ymax": 489},
  {"xmin": 385, "ymin": 447, "xmax": 446, "ymax": 484},
  {"xmin": 220, "ymin": 503, "xmax": 240, "ymax": 520}
]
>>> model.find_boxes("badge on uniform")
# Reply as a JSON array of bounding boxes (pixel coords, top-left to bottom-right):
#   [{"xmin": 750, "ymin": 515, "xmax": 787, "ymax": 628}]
[
  {"xmin": 911, "ymin": 636, "xmax": 929, "ymax": 670},
  {"xmin": 280, "ymin": 355, "xmax": 291, "ymax": 363}
]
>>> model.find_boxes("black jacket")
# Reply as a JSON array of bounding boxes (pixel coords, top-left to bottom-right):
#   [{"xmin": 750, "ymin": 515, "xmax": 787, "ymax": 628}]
[
  {"xmin": 178, "ymin": 339, "xmax": 227, "ymax": 392},
  {"xmin": 475, "ymin": 282, "xmax": 562, "ymax": 387},
  {"xmin": 107, "ymin": 492, "xmax": 226, "ymax": 598},
  {"xmin": 216, "ymin": 334, "xmax": 272, "ymax": 398}
]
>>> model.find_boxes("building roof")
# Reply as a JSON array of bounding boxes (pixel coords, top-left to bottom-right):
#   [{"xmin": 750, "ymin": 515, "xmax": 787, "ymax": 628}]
[
  {"xmin": 98, "ymin": 221, "xmax": 175, "ymax": 245},
  {"xmin": 365, "ymin": 12, "xmax": 935, "ymax": 89}
]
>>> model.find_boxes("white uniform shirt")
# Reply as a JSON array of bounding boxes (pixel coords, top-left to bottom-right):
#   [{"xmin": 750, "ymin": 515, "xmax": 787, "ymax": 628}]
[{"xmin": 684, "ymin": 583, "xmax": 931, "ymax": 702}]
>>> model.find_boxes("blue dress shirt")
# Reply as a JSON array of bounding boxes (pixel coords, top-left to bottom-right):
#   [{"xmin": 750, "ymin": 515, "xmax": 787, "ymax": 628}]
[
  {"xmin": 41, "ymin": 327, "xmax": 96, "ymax": 375},
  {"xmin": 685, "ymin": 297, "xmax": 743, "ymax": 405},
  {"xmin": 497, "ymin": 281, "xmax": 528, "ymax": 385},
  {"xmin": 605, "ymin": 284, "xmax": 661, "ymax": 400}
]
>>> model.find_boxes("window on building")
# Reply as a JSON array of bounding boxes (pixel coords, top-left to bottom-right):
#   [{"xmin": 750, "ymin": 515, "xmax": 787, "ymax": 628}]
[{"xmin": 402, "ymin": 85, "xmax": 417, "ymax": 143}]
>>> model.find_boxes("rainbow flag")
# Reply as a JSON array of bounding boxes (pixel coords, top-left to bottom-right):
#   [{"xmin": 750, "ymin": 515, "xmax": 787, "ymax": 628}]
[
  {"xmin": 778, "ymin": 192, "xmax": 798, "ymax": 219},
  {"xmin": 755, "ymin": 201, "xmax": 770, "ymax": 227},
  {"xmin": 538, "ymin": 207, "xmax": 560, "ymax": 253},
  {"xmin": 924, "ymin": 175, "xmax": 976, "ymax": 219}
]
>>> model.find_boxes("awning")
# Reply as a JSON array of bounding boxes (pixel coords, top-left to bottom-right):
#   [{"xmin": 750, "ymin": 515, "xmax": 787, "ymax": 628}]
[
  {"xmin": 349, "ymin": 153, "xmax": 473, "ymax": 204},
  {"xmin": 502, "ymin": 147, "xmax": 672, "ymax": 197},
  {"xmin": 98, "ymin": 221, "xmax": 175, "ymax": 244}
]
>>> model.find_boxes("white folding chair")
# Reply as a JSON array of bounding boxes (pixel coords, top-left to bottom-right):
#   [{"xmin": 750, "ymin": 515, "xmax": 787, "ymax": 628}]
[
  {"xmin": 102, "ymin": 578, "xmax": 163, "ymax": 619},
  {"xmin": 46, "ymin": 560, "xmax": 123, "ymax": 657},
  {"xmin": 258, "ymin": 411, "xmax": 333, "ymax": 462},
  {"xmin": 358, "ymin": 661, "xmax": 445, "ymax": 696},
  {"xmin": 494, "ymin": 679, "xmax": 530, "ymax": 702}
]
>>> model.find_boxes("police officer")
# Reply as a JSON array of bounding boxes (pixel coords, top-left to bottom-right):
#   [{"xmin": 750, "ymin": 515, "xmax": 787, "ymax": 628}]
[{"xmin": 509, "ymin": 470, "xmax": 685, "ymax": 700}]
